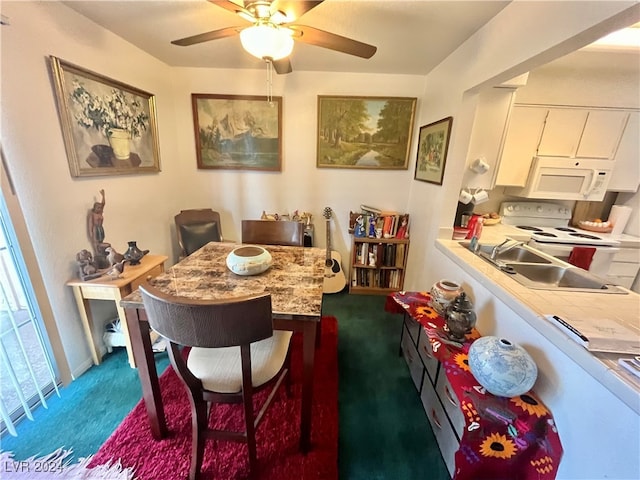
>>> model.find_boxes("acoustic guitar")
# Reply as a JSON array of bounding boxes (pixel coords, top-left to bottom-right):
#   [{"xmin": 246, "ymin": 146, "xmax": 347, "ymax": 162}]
[{"xmin": 322, "ymin": 207, "xmax": 346, "ymax": 294}]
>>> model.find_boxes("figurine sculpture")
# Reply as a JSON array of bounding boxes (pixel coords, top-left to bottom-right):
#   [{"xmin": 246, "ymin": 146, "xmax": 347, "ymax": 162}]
[
  {"xmin": 76, "ymin": 249, "xmax": 101, "ymax": 281},
  {"xmin": 88, "ymin": 189, "xmax": 111, "ymax": 268}
]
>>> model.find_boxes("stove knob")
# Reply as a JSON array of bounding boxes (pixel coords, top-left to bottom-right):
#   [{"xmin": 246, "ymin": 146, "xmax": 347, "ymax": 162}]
[
  {"xmin": 537, "ymin": 206, "xmax": 543, "ymax": 213},
  {"xmin": 513, "ymin": 205, "xmax": 520, "ymax": 211}
]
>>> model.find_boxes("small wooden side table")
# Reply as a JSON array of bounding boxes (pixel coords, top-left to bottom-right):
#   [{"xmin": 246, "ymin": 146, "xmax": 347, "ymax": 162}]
[{"xmin": 67, "ymin": 254, "xmax": 168, "ymax": 368}]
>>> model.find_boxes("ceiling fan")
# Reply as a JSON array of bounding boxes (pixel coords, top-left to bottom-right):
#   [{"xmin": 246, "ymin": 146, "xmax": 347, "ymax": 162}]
[{"xmin": 171, "ymin": 0, "xmax": 377, "ymax": 74}]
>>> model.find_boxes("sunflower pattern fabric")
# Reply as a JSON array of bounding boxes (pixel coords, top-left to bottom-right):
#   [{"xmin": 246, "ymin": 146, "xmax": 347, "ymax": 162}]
[{"xmin": 386, "ymin": 291, "xmax": 564, "ymax": 480}]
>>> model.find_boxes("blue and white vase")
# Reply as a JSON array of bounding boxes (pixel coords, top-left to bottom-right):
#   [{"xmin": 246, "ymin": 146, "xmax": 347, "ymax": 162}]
[{"xmin": 468, "ymin": 336, "xmax": 538, "ymax": 398}]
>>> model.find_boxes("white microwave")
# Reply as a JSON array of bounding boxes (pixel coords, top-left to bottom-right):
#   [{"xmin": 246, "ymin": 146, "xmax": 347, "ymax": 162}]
[{"xmin": 505, "ymin": 157, "xmax": 612, "ymax": 201}]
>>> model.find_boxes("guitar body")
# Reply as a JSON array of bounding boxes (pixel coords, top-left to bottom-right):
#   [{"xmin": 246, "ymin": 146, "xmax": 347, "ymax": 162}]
[
  {"xmin": 324, "ymin": 250, "xmax": 346, "ymax": 294},
  {"xmin": 322, "ymin": 207, "xmax": 347, "ymax": 294}
]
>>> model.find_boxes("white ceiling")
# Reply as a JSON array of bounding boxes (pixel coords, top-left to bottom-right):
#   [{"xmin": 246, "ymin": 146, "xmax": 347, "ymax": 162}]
[{"xmin": 63, "ymin": 0, "xmax": 512, "ymax": 75}]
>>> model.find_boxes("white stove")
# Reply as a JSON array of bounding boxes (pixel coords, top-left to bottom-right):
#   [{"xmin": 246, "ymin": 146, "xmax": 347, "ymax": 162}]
[
  {"xmin": 501, "ymin": 201, "xmax": 620, "ymax": 247},
  {"xmin": 500, "ymin": 201, "xmax": 620, "ymax": 277}
]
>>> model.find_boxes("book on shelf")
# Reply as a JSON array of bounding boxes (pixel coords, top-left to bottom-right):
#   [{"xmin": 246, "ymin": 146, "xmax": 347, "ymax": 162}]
[
  {"xmin": 545, "ymin": 314, "xmax": 640, "ymax": 354},
  {"xmin": 349, "ymin": 208, "xmax": 409, "ymax": 239}
]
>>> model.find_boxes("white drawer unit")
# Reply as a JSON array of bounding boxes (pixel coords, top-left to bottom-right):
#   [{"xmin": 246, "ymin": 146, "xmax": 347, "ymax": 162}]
[
  {"xmin": 435, "ymin": 371, "xmax": 465, "ymax": 440},
  {"xmin": 401, "ymin": 324, "xmax": 424, "ymax": 392},
  {"xmin": 420, "ymin": 379, "xmax": 458, "ymax": 477},
  {"xmin": 606, "ymin": 247, "xmax": 640, "ymax": 290},
  {"xmin": 417, "ymin": 331, "xmax": 440, "ymax": 385},
  {"xmin": 404, "ymin": 314, "xmax": 421, "ymax": 344}
]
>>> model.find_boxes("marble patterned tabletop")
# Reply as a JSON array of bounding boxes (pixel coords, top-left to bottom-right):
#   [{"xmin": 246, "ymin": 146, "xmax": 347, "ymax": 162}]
[{"xmin": 120, "ymin": 242, "xmax": 326, "ymax": 318}]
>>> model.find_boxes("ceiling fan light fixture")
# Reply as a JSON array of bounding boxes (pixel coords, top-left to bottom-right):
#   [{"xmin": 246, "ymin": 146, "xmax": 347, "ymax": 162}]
[{"xmin": 240, "ymin": 23, "xmax": 294, "ymax": 61}]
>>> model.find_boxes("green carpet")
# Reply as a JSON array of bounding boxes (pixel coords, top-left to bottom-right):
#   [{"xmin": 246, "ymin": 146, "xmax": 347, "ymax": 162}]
[
  {"xmin": 324, "ymin": 292, "xmax": 449, "ymax": 479},
  {"xmin": 0, "ymin": 347, "xmax": 170, "ymax": 459},
  {"xmin": 1, "ymin": 292, "xmax": 449, "ymax": 479}
]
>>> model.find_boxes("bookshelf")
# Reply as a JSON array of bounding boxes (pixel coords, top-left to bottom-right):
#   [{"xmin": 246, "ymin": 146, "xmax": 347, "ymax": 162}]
[{"xmin": 349, "ymin": 236, "xmax": 410, "ymax": 295}]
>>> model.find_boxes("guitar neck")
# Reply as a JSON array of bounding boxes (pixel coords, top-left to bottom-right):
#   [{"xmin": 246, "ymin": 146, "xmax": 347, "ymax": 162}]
[{"xmin": 325, "ymin": 219, "xmax": 331, "ymax": 260}]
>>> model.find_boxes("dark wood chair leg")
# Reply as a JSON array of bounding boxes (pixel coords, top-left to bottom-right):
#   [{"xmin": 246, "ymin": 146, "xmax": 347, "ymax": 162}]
[
  {"xmin": 190, "ymin": 398, "xmax": 208, "ymax": 480},
  {"xmin": 243, "ymin": 390, "xmax": 257, "ymax": 474}
]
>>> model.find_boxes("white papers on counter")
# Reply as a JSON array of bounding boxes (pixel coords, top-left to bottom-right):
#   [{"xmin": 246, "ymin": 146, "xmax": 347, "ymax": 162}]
[{"xmin": 545, "ymin": 314, "xmax": 640, "ymax": 354}]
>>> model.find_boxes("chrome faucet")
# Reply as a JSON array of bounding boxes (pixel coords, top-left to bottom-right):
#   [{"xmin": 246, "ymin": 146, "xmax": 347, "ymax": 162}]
[{"xmin": 490, "ymin": 239, "xmax": 524, "ymax": 260}]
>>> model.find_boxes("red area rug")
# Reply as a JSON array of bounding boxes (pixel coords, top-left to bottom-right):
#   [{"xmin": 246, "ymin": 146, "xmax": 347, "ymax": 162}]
[{"xmin": 90, "ymin": 317, "xmax": 338, "ymax": 480}]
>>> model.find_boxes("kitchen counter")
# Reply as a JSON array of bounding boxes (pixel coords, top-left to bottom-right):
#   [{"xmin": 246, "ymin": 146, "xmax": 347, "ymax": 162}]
[
  {"xmin": 433, "ymin": 231, "xmax": 640, "ymax": 478},
  {"xmin": 437, "ymin": 229, "xmax": 640, "ymax": 412}
]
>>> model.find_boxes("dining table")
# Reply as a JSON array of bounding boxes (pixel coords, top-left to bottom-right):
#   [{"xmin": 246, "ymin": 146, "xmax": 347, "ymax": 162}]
[{"xmin": 120, "ymin": 242, "xmax": 326, "ymax": 452}]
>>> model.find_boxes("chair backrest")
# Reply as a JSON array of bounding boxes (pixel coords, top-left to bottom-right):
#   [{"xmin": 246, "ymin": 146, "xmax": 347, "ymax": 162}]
[
  {"xmin": 174, "ymin": 209, "xmax": 223, "ymax": 257},
  {"xmin": 241, "ymin": 220, "xmax": 304, "ymax": 246},
  {"xmin": 139, "ymin": 283, "xmax": 273, "ymax": 349}
]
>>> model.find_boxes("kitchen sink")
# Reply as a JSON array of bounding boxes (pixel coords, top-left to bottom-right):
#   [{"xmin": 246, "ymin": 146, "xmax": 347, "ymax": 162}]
[
  {"xmin": 459, "ymin": 240, "xmax": 628, "ymax": 294},
  {"xmin": 474, "ymin": 244, "xmax": 552, "ymax": 264},
  {"xmin": 505, "ymin": 263, "xmax": 609, "ymax": 290}
]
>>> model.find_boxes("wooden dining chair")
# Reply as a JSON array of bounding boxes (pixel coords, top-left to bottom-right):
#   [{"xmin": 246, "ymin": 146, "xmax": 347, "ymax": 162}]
[
  {"xmin": 174, "ymin": 209, "xmax": 223, "ymax": 258},
  {"xmin": 241, "ymin": 220, "xmax": 304, "ymax": 246},
  {"xmin": 138, "ymin": 283, "xmax": 292, "ymax": 480}
]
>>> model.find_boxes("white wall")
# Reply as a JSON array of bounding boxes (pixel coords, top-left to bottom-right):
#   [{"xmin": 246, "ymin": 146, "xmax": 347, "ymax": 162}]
[{"xmin": 1, "ymin": 0, "xmax": 638, "ymax": 375}]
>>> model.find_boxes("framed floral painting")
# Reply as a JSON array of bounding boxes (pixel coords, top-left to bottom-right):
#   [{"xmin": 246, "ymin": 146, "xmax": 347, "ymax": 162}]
[
  {"xmin": 414, "ymin": 116, "xmax": 453, "ymax": 185},
  {"xmin": 49, "ymin": 56, "xmax": 161, "ymax": 177},
  {"xmin": 191, "ymin": 94, "xmax": 282, "ymax": 171}
]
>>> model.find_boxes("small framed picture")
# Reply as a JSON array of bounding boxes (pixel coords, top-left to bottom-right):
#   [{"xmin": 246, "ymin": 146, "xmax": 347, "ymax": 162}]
[
  {"xmin": 414, "ymin": 117, "xmax": 453, "ymax": 185},
  {"xmin": 192, "ymin": 94, "xmax": 282, "ymax": 171}
]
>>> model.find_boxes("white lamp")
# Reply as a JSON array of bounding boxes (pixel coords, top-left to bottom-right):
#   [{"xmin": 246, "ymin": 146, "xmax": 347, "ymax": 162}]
[{"xmin": 240, "ymin": 23, "xmax": 294, "ymax": 60}]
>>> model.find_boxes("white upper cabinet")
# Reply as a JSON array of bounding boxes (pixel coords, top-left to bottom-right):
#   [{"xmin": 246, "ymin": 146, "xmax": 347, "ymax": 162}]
[
  {"xmin": 494, "ymin": 105, "xmax": 631, "ymax": 187},
  {"xmin": 494, "ymin": 106, "xmax": 547, "ymax": 187},
  {"xmin": 608, "ymin": 112, "xmax": 640, "ymax": 192},
  {"xmin": 576, "ymin": 110, "xmax": 629, "ymax": 159},
  {"xmin": 537, "ymin": 108, "xmax": 628, "ymax": 158},
  {"xmin": 537, "ymin": 109, "xmax": 587, "ymax": 157}
]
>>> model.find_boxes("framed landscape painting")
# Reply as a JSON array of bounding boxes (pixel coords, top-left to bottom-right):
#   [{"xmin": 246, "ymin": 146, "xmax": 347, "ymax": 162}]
[
  {"xmin": 317, "ymin": 95, "xmax": 417, "ymax": 169},
  {"xmin": 414, "ymin": 117, "xmax": 453, "ymax": 185},
  {"xmin": 49, "ymin": 56, "xmax": 161, "ymax": 177},
  {"xmin": 192, "ymin": 94, "xmax": 282, "ymax": 171}
]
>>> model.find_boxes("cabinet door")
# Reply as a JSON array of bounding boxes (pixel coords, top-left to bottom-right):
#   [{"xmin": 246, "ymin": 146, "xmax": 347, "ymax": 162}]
[
  {"xmin": 608, "ymin": 112, "xmax": 639, "ymax": 192},
  {"xmin": 577, "ymin": 110, "xmax": 628, "ymax": 159},
  {"xmin": 465, "ymin": 88, "xmax": 516, "ymax": 190},
  {"xmin": 495, "ymin": 106, "xmax": 547, "ymax": 187},
  {"xmin": 537, "ymin": 109, "xmax": 587, "ymax": 157}
]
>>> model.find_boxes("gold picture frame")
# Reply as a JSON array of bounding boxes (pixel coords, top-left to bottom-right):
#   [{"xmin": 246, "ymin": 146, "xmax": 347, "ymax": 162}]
[
  {"xmin": 414, "ymin": 117, "xmax": 453, "ymax": 185},
  {"xmin": 192, "ymin": 94, "xmax": 282, "ymax": 171},
  {"xmin": 317, "ymin": 95, "xmax": 417, "ymax": 169},
  {"xmin": 49, "ymin": 56, "xmax": 161, "ymax": 177}
]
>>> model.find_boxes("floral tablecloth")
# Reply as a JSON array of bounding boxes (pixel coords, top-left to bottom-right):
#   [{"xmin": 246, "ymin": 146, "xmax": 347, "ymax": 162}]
[{"xmin": 386, "ymin": 291, "xmax": 564, "ymax": 480}]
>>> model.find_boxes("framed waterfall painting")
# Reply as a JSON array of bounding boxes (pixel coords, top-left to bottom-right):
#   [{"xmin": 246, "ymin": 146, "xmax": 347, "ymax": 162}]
[
  {"xmin": 414, "ymin": 116, "xmax": 453, "ymax": 185},
  {"xmin": 316, "ymin": 95, "xmax": 417, "ymax": 169},
  {"xmin": 191, "ymin": 93, "xmax": 282, "ymax": 171},
  {"xmin": 49, "ymin": 56, "xmax": 161, "ymax": 177}
]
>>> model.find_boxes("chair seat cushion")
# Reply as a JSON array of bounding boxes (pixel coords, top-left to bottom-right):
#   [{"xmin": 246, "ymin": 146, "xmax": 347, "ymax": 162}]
[{"xmin": 187, "ymin": 330, "xmax": 293, "ymax": 393}]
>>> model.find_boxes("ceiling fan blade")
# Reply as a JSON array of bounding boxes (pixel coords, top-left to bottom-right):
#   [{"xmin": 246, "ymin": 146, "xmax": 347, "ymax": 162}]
[
  {"xmin": 289, "ymin": 25, "xmax": 376, "ymax": 59},
  {"xmin": 207, "ymin": 0, "xmax": 249, "ymax": 15},
  {"xmin": 273, "ymin": 1, "xmax": 324, "ymax": 22},
  {"xmin": 171, "ymin": 26, "xmax": 242, "ymax": 47},
  {"xmin": 272, "ymin": 58, "xmax": 292, "ymax": 74}
]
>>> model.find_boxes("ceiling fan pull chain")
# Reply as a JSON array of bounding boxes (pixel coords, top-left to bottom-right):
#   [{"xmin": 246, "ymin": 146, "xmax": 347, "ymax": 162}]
[{"xmin": 266, "ymin": 58, "xmax": 274, "ymax": 106}]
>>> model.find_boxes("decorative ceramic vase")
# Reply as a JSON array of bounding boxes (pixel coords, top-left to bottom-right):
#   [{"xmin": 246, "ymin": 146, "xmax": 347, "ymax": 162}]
[
  {"xmin": 124, "ymin": 241, "xmax": 146, "ymax": 265},
  {"xmin": 468, "ymin": 336, "xmax": 538, "ymax": 398},
  {"xmin": 430, "ymin": 279, "xmax": 463, "ymax": 315},
  {"xmin": 108, "ymin": 128, "xmax": 131, "ymax": 160},
  {"xmin": 226, "ymin": 246, "xmax": 272, "ymax": 276},
  {"xmin": 444, "ymin": 292, "xmax": 476, "ymax": 342}
]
